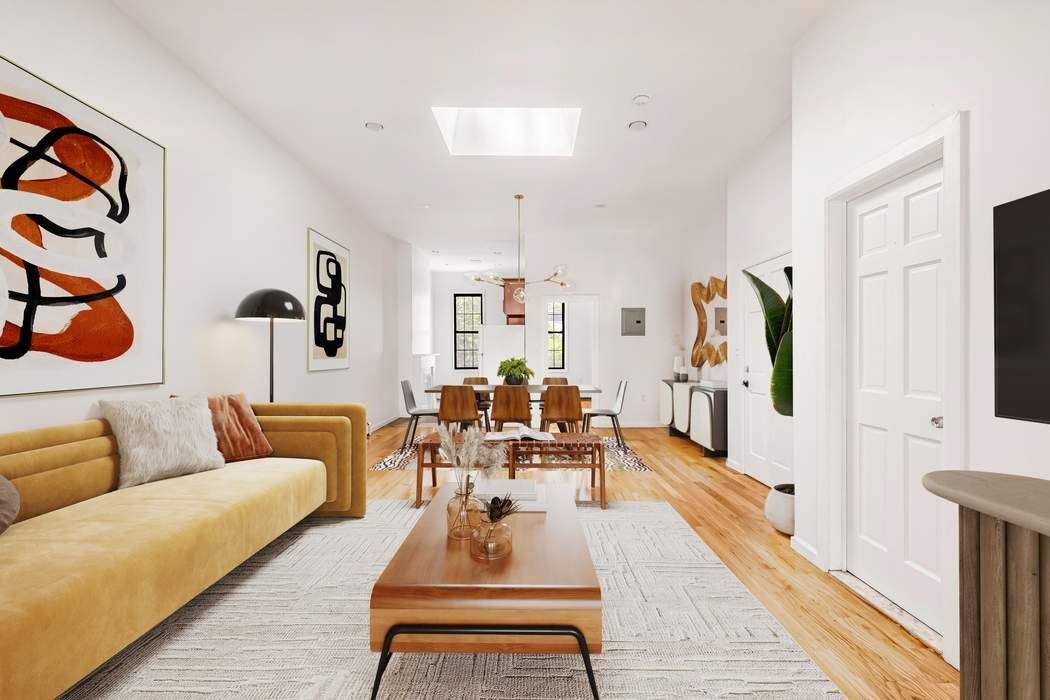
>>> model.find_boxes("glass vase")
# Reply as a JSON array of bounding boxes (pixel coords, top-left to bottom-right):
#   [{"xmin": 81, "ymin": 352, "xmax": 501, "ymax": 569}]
[
  {"xmin": 470, "ymin": 516, "xmax": 513, "ymax": 560},
  {"xmin": 446, "ymin": 487, "xmax": 484, "ymax": 540}
]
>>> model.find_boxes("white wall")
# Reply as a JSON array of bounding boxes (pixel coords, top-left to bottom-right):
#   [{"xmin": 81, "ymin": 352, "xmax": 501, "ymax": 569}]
[
  {"xmin": 410, "ymin": 247, "xmax": 433, "ymax": 355},
  {"xmin": 725, "ymin": 121, "xmax": 792, "ymax": 472},
  {"xmin": 792, "ymin": 0, "xmax": 1050, "ymax": 664},
  {"xmin": 431, "ymin": 269, "xmax": 506, "ymax": 387},
  {"xmin": 525, "ymin": 202, "xmax": 726, "ymax": 426},
  {"xmin": 0, "ymin": 0, "xmax": 400, "ymax": 431},
  {"xmin": 542, "ymin": 294, "xmax": 598, "ymax": 386}
]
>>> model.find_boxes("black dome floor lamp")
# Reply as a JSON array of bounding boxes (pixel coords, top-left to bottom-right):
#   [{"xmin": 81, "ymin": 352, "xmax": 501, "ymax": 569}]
[{"xmin": 236, "ymin": 289, "xmax": 305, "ymax": 402}]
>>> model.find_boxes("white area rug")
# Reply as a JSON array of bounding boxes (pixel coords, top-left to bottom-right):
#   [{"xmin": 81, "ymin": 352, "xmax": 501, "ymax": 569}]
[{"xmin": 66, "ymin": 500, "xmax": 839, "ymax": 698}]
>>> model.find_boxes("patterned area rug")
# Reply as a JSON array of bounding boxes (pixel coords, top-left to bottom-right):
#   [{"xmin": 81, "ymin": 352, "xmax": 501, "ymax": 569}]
[
  {"xmin": 66, "ymin": 500, "xmax": 839, "ymax": 699},
  {"xmin": 371, "ymin": 436, "xmax": 653, "ymax": 472}
]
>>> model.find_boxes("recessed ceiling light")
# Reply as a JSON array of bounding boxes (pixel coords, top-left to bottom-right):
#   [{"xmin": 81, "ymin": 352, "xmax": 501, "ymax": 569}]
[
  {"xmin": 364, "ymin": 121, "xmax": 384, "ymax": 132},
  {"xmin": 594, "ymin": 203, "xmax": 607, "ymax": 208},
  {"xmin": 492, "ymin": 251, "xmax": 502, "ymax": 255},
  {"xmin": 418, "ymin": 203, "xmax": 431, "ymax": 209},
  {"xmin": 632, "ymin": 94, "xmax": 652, "ymax": 106},
  {"xmin": 431, "ymin": 250, "xmax": 440, "ymax": 254},
  {"xmin": 431, "ymin": 107, "xmax": 582, "ymax": 156},
  {"xmin": 468, "ymin": 257, "xmax": 483, "ymax": 263},
  {"xmin": 628, "ymin": 120, "xmax": 648, "ymax": 131}
]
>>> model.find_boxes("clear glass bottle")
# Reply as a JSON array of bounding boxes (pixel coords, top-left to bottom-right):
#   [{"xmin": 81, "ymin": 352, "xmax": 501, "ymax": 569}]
[
  {"xmin": 446, "ymin": 487, "xmax": 484, "ymax": 540},
  {"xmin": 470, "ymin": 516, "xmax": 513, "ymax": 560}
]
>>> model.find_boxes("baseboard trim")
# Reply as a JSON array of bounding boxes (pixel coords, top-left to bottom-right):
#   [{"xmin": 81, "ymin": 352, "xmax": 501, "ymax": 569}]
[
  {"xmin": 726, "ymin": 458, "xmax": 743, "ymax": 473},
  {"xmin": 368, "ymin": 415, "xmax": 400, "ymax": 435}
]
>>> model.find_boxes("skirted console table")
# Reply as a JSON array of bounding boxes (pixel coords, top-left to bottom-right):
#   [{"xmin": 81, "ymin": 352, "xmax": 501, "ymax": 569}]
[
  {"xmin": 657, "ymin": 380, "xmax": 727, "ymax": 455},
  {"xmin": 924, "ymin": 470, "xmax": 1050, "ymax": 699}
]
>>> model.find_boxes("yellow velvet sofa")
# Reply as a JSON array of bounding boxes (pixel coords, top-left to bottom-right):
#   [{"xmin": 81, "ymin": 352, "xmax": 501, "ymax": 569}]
[{"xmin": 0, "ymin": 402, "xmax": 366, "ymax": 699}]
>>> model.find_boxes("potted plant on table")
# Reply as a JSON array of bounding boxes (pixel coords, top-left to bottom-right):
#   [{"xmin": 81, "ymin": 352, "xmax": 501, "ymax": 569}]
[
  {"xmin": 497, "ymin": 357, "xmax": 534, "ymax": 386},
  {"xmin": 744, "ymin": 266, "xmax": 795, "ymax": 535}
]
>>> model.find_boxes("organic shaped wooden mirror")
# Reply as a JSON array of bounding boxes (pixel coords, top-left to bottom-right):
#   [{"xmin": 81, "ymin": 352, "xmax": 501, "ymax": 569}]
[{"xmin": 690, "ymin": 276, "xmax": 728, "ymax": 368}]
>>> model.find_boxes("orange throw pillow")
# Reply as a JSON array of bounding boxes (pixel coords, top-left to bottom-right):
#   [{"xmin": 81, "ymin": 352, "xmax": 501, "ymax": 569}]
[{"xmin": 208, "ymin": 393, "xmax": 273, "ymax": 463}]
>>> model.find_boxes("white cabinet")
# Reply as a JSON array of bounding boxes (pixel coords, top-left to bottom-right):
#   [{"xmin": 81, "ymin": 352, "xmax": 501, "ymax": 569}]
[
  {"xmin": 689, "ymin": 386, "xmax": 727, "ymax": 454},
  {"xmin": 658, "ymin": 381, "xmax": 674, "ymax": 425},
  {"xmin": 673, "ymin": 383, "xmax": 693, "ymax": 433},
  {"xmin": 690, "ymin": 391, "xmax": 714, "ymax": 450}
]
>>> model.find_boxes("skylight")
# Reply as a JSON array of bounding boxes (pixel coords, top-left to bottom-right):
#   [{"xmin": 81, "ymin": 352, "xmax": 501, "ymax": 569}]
[{"xmin": 431, "ymin": 107, "xmax": 581, "ymax": 157}]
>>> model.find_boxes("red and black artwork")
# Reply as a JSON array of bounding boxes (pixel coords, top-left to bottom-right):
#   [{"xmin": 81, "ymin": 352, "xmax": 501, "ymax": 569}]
[
  {"xmin": 1, "ymin": 57, "xmax": 165, "ymax": 396},
  {"xmin": 307, "ymin": 228, "xmax": 349, "ymax": 371}
]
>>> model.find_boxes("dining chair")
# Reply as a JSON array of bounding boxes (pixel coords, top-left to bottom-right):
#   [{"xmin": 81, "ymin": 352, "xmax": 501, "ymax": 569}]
[
  {"xmin": 463, "ymin": 376, "xmax": 492, "ymax": 431},
  {"xmin": 437, "ymin": 385, "xmax": 483, "ymax": 431},
  {"xmin": 400, "ymin": 380, "xmax": 439, "ymax": 450},
  {"xmin": 490, "ymin": 385, "xmax": 533, "ymax": 431},
  {"xmin": 584, "ymin": 379, "xmax": 628, "ymax": 447},
  {"xmin": 540, "ymin": 385, "xmax": 583, "ymax": 433},
  {"xmin": 541, "ymin": 377, "xmax": 570, "ymax": 431}
]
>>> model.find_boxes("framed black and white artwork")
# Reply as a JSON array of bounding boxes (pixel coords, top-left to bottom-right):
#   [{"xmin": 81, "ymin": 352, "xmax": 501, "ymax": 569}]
[
  {"xmin": 0, "ymin": 55, "xmax": 166, "ymax": 397},
  {"xmin": 306, "ymin": 228, "xmax": 348, "ymax": 371}
]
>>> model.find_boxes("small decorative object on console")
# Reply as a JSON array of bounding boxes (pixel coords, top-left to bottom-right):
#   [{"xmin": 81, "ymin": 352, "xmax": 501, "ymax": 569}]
[{"xmin": 471, "ymin": 494, "xmax": 520, "ymax": 560}]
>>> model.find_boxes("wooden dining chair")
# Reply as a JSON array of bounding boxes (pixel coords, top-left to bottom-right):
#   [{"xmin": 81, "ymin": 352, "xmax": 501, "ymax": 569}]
[
  {"xmin": 540, "ymin": 385, "xmax": 583, "ymax": 432},
  {"xmin": 541, "ymin": 377, "xmax": 570, "ymax": 431},
  {"xmin": 463, "ymin": 376, "xmax": 492, "ymax": 431},
  {"xmin": 490, "ymin": 385, "xmax": 533, "ymax": 431},
  {"xmin": 437, "ymin": 385, "xmax": 482, "ymax": 431}
]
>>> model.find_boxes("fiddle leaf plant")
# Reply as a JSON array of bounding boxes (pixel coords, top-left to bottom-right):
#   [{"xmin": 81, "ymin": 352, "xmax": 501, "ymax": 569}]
[{"xmin": 743, "ymin": 267, "xmax": 793, "ymax": 417}]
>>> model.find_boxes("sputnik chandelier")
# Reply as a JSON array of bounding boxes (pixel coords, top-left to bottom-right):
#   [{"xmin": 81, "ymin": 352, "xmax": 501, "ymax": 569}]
[{"xmin": 467, "ymin": 194, "xmax": 573, "ymax": 302}]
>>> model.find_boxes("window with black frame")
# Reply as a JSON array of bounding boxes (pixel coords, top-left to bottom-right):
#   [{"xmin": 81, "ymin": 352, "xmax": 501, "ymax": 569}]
[
  {"xmin": 454, "ymin": 293, "xmax": 483, "ymax": 369},
  {"xmin": 546, "ymin": 300, "xmax": 565, "ymax": 369}
]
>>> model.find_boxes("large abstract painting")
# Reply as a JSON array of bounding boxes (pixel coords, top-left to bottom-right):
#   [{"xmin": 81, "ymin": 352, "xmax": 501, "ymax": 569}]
[
  {"xmin": 0, "ymin": 57, "xmax": 165, "ymax": 397},
  {"xmin": 307, "ymin": 228, "xmax": 348, "ymax": 371}
]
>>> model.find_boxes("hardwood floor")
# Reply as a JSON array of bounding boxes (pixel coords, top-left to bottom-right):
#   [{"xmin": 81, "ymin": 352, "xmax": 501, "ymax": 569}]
[{"xmin": 366, "ymin": 421, "xmax": 960, "ymax": 698}]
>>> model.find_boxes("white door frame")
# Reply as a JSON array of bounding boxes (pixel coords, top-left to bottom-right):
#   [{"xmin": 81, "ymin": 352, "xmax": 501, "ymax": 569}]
[{"xmin": 815, "ymin": 111, "xmax": 968, "ymax": 665}]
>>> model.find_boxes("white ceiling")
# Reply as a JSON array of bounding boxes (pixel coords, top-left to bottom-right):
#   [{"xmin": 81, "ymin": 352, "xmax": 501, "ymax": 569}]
[
  {"xmin": 427, "ymin": 240, "xmax": 519, "ymax": 273},
  {"xmin": 112, "ymin": 0, "xmax": 828, "ymax": 250}
]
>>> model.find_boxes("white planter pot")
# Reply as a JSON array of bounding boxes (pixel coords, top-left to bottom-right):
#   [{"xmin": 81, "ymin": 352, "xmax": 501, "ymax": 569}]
[{"xmin": 764, "ymin": 484, "xmax": 795, "ymax": 535}]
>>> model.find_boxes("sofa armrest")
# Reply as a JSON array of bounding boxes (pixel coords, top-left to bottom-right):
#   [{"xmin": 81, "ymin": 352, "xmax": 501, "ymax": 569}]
[{"xmin": 253, "ymin": 403, "xmax": 367, "ymax": 517}]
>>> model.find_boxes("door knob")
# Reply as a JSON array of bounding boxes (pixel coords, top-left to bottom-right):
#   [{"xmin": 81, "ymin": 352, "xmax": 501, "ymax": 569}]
[
  {"xmin": 742, "ymin": 379, "xmax": 750, "ymax": 388},
  {"xmin": 930, "ymin": 416, "xmax": 943, "ymax": 429}
]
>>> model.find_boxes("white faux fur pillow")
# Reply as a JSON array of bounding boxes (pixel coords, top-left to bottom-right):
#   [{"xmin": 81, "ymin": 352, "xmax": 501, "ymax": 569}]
[{"xmin": 100, "ymin": 395, "xmax": 225, "ymax": 489}]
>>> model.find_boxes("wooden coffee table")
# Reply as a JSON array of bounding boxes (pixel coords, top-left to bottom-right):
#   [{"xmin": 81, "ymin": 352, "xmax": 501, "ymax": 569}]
[{"xmin": 369, "ymin": 482, "xmax": 602, "ymax": 699}]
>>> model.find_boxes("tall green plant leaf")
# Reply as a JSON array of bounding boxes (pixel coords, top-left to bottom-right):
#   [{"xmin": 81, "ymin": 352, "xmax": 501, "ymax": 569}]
[
  {"xmin": 743, "ymin": 270, "xmax": 786, "ymax": 366},
  {"xmin": 770, "ymin": 328, "xmax": 793, "ymax": 416}
]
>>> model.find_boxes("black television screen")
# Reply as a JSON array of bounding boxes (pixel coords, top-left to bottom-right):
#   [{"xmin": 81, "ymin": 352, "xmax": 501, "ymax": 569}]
[{"xmin": 995, "ymin": 187, "xmax": 1050, "ymax": 423}]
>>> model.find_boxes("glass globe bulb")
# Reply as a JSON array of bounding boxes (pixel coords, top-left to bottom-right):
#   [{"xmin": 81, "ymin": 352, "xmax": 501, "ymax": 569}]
[
  {"xmin": 513, "ymin": 286, "xmax": 526, "ymax": 304},
  {"xmin": 552, "ymin": 264, "xmax": 568, "ymax": 278},
  {"xmin": 559, "ymin": 279, "xmax": 575, "ymax": 290}
]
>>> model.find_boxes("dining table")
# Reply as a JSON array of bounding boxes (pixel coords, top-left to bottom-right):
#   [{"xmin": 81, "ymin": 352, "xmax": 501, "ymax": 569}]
[{"xmin": 424, "ymin": 384, "xmax": 601, "ymax": 398}]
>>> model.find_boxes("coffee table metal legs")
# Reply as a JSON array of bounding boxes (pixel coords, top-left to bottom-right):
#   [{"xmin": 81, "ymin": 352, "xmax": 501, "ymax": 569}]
[{"xmin": 370, "ymin": 623, "xmax": 599, "ymax": 700}]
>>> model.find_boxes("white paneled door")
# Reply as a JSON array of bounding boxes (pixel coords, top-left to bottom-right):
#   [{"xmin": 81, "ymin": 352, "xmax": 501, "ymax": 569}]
[
  {"xmin": 845, "ymin": 160, "xmax": 946, "ymax": 632},
  {"xmin": 741, "ymin": 253, "xmax": 792, "ymax": 487}
]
